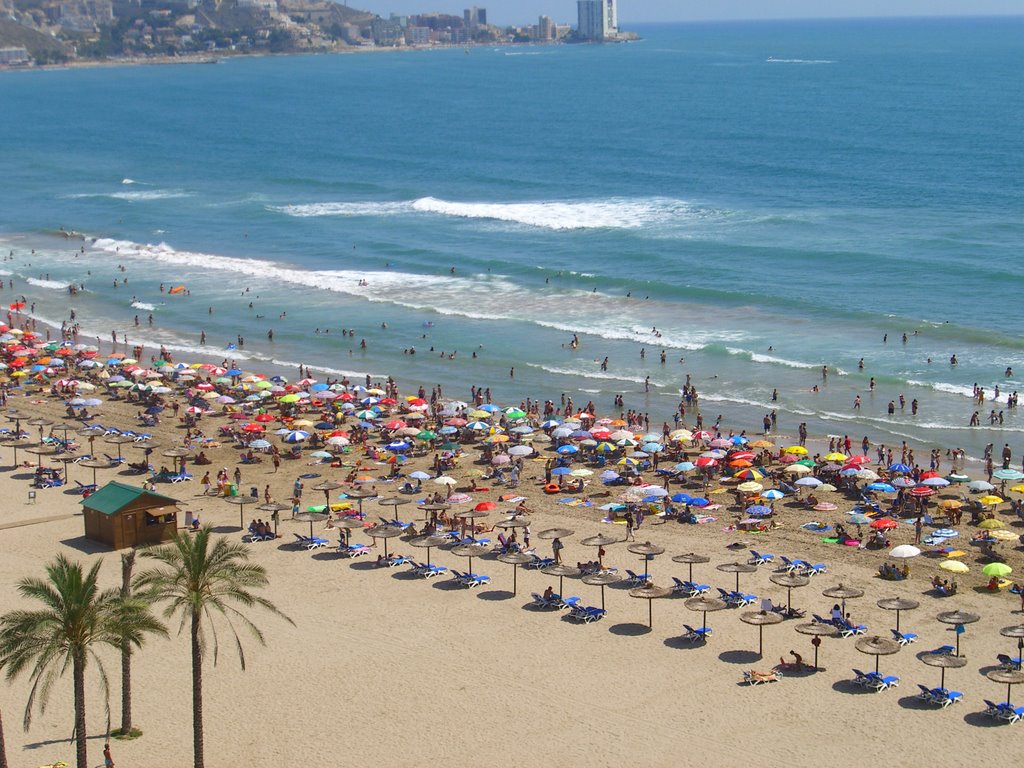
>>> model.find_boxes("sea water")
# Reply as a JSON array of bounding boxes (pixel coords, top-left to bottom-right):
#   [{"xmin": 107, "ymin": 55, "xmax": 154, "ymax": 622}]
[{"xmin": 0, "ymin": 17, "xmax": 1022, "ymax": 459}]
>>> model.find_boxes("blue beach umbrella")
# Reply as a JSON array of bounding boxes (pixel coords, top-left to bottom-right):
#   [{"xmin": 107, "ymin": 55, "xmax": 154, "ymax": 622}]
[
  {"xmin": 746, "ymin": 505, "xmax": 773, "ymax": 517},
  {"xmin": 866, "ymin": 482, "xmax": 896, "ymax": 493},
  {"xmin": 283, "ymin": 430, "xmax": 309, "ymax": 443},
  {"xmin": 557, "ymin": 445, "xmax": 579, "ymax": 455},
  {"xmin": 478, "ymin": 404, "xmax": 502, "ymax": 413},
  {"xmin": 551, "ymin": 466, "xmax": 572, "ymax": 476},
  {"xmin": 670, "ymin": 493, "xmax": 691, "ymax": 503},
  {"xmin": 888, "ymin": 463, "xmax": 911, "ymax": 473},
  {"xmin": 760, "ymin": 489, "xmax": 785, "ymax": 500}
]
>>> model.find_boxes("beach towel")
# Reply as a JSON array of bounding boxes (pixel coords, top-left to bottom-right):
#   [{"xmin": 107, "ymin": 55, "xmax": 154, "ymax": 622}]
[{"xmin": 559, "ymin": 498, "xmax": 593, "ymax": 506}]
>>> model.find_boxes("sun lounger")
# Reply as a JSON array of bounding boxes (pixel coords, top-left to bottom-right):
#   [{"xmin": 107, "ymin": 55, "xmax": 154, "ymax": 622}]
[
  {"xmin": 836, "ymin": 619, "xmax": 867, "ymax": 637},
  {"xmin": 626, "ymin": 569, "xmax": 650, "ymax": 585},
  {"xmin": 997, "ymin": 705, "xmax": 1024, "ymax": 723},
  {"xmin": 997, "ymin": 654, "xmax": 1023, "ymax": 670},
  {"xmin": 934, "ymin": 689, "xmax": 962, "ymax": 708},
  {"xmin": 927, "ymin": 644, "xmax": 956, "ymax": 656},
  {"xmin": 525, "ymin": 554, "xmax": 555, "ymax": 569},
  {"xmin": 530, "ymin": 592, "xmax": 561, "ymax": 609},
  {"xmin": 464, "ymin": 573, "xmax": 490, "ymax": 588},
  {"xmin": 866, "ymin": 675, "xmax": 899, "ymax": 692},
  {"xmin": 852, "ymin": 668, "xmax": 875, "ymax": 686},
  {"xmin": 569, "ymin": 605, "xmax": 606, "ymax": 623},
  {"xmin": 73, "ymin": 480, "xmax": 98, "ymax": 495},
  {"xmin": 749, "ymin": 550, "xmax": 775, "ymax": 566},
  {"xmin": 891, "ymin": 629, "xmax": 918, "ymax": 646},
  {"xmin": 743, "ymin": 670, "xmax": 780, "ymax": 685},
  {"xmin": 388, "ymin": 555, "xmax": 412, "ymax": 567},
  {"xmin": 803, "ymin": 563, "xmax": 827, "ymax": 577},
  {"xmin": 681, "ymin": 624, "xmax": 711, "ymax": 643},
  {"xmin": 560, "ymin": 596, "xmax": 582, "ymax": 610}
]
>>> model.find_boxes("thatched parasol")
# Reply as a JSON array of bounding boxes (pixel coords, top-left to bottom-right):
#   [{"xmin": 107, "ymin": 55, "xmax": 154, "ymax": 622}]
[
  {"xmin": 629, "ymin": 583, "xmax": 672, "ymax": 629},
  {"xmin": 717, "ymin": 561, "xmax": 757, "ymax": 592},
  {"xmin": 497, "ymin": 551, "xmax": 534, "ymax": 595},
  {"xmin": 919, "ymin": 651, "xmax": 966, "ymax": 690},
  {"xmin": 822, "ymin": 583, "xmax": 866, "ymax": 615},
  {"xmin": 224, "ymin": 494, "xmax": 261, "ymax": 529},
  {"xmin": 409, "ymin": 534, "xmax": 449, "ymax": 566},
  {"xmin": 452, "ymin": 542, "xmax": 491, "ymax": 574},
  {"xmin": 936, "ymin": 610, "xmax": 981, "ymax": 657},
  {"xmin": 986, "ymin": 668, "xmax": 1024, "ymax": 706},
  {"xmin": 796, "ymin": 622, "xmax": 839, "ymax": 669},
  {"xmin": 685, "ymin": 594, "xmax": 727, "ymax": 634},
  {"xmin": 538, "ymin": 527, "xmax": 575, "ymax": 540},
  {"xmin": 366, "ymin": 524, "xmax": 404, "ymax": 558},
  {"xmin": 542, "ymin": 563, "xmax": 581, "ymax": 596},
  {"xmin": 582, "ymin": 570, "xmax": 623, "ymax": 610},
  {"xmin": 672, "ymin": 552, "xmax": 709, "ymax": 582},
  {"xmin": 855, "ymin": 635, "xmax": 901, "ymax": 676},
  {"xmin": 741, "ymin": 610, "xmax": 784, "ymax": 656},
  {"xmin": 877, "ymin": 597, "xmax": 920, "ymax": 632}
]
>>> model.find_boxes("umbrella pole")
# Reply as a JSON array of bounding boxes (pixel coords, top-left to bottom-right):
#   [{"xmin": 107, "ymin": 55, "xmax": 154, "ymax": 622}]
[
  {"xmin": 425, "ymin": 546, "xmax": 431, "ymax": 567},
  {"xmin": 875, "ymin": 656, "xmax": 880, "ymax": 675},
  {"xmin": 758, "ymin": 625, "xmax": 764, "ymax": 657},
  {"xmin": 512, "ymin": 564, "xmax": 517, "ymax": 596},
  {"xmin": 702, "ymin": 610, "xmax": 708, "ymax": 633},
  {"xmin": 735, "ymin": 572, "xmax": 740, "ymax": 592},
  {"xmin": 940, "ymin": 669, "xmax": 945, "ymax": 690},
  {"xmin": 384, "ymin": 538, "xmax": 389, "ymax": 559},
  {"xmin": 310, "ymin": 520, "xmax": 315, "ymax": 539},
  {"xmin": 895, "ymin": 610, "xmax": 901, "ymax": 632},
  {"xmin": 648, "ymin": 598, "xmax": 653, "ymax": 629},
  {"xmin": 812, "ymin": 642, "xmax": 819, "ymax": 670},
  {"xmin": 600, "ymin": 585, "xmax": 605, "ymax": 611},
  {"xmin": 240, "ymin": 505, "xmax": 244, "ymax": 530},
  {"xmin": 688, "ymin": 563, "xmax": 694, "ymax": 582}
]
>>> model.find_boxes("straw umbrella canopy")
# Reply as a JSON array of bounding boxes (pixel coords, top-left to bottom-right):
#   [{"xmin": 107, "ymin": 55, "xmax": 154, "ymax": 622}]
[
  {"xmin": 685, "ymin": 594, "xmax": 727, "ymax": 635},
  {"xmin": 741, "ymin": 610, "xmax": 784, "ymax": 656},
  {"xmin": 377, "ymin": 495, "xmax": 411, "ymax": 518},
  {"xmin": 542, "ymin": 563, "xmax": 581, "ymax": 596},
  {"xmin": 877, "ymin": 597, "xmax": 920, "ymax": 632},
  {"xmin": 630, "ymin": 583, "xmax": 672, "ymax": 629},
  {"xmin": 999, "ymin": 625, "xmax": 1024, "ymax": 671},
  {"xmin": 580, "ymin": 533, "xmax": 621, "ymax": 566},
  {"xmin": 2, "ymin": 437, "xmax": 37, "ymax": 466},
  {"xmin": 452, "ymin": 542, "xmax": 491, "ymax": 574},
  {"xmin": 628, "ymin": 541, "xmax": 666, "ymax": 580},
  {"xmin": 720, "ymin": 561, "xmax": 761, "ymax": 593},
  {"xmin": 342, "ymin": 487, "xmax": 377, "ymax": 518},
  {"xmin": 769, "ymin": 572, "xmax": 809, "ymax": 616},
  {"xmin": 224, "ymin": 493, "xmax": 261, "ymax": 529},
  {"xmin": 855, "ymin": 635, "xmax": 901, "ymax": 676},
  {"xmin": 795, "ymin": 622, "xmax": 839, "ymax": 670},
  {"xmin": 582, "ymin": 570, "xmax": 623, "ymax": 610},
  {"xmin": 497, "ymin": 551, "xmax": 534, "ymax": 595},
  {"xmin": 104, "ymin": 433, "xmax": 136, "ymax": 460},
  {"xmin": 986, "ymin": 668, "xmax": 1024, "ymax": 706},
  {"xmin": 494, "ymin": 517, "xmax": 532, "ymax": 530},
  {"xmin": 160, "ymin": 446, "xmax": 193, "ymax": 473},
  {"xmin": 131, "ymin": 439, "xmax": 161, "ymax": 452},
  {"xmin": 454, "ymin": 507, "xmax": 489, "ymax": 535},
  {"xmin": 417, "ymin": 501, "xmax": 450, "ymax": 521},
  {"xmin": 672, "ymin": 552, "xmax": 710, "ymax": 582},
  {"xmin": 410, "ymin": 534, "xmax": 449, "ymax": 566},
  {"xmin": 48, "ymin": 422, "xmax": 79, "ymax": 441},
  {"xmin": 292, "ymin": 511, "xmax": 330, "ymax": 539},
  {"xmin": 24, "ymin": 443, "xmax": 57, "ymax": 468},
  {"xmin": 256, "ymin": 500, "xmax": 290, "ymax": 535},
  {"xmin": 312, "ymin": 480, "xmax": 343, "ymax": 507},
  {"xmin": 822, "ymin": 583, "xmax": 865, "ymax": 615},
  {"xmin": 79, "ymin": 456, "xmax": 117, "ymax": 486},
  {"xmin": 936, "ymin": 610, "xmax": 980, "ymax": 657},
  {"xmin": 919, "ymin": 651, "xmax": 966, "ymax": 690},
  {"xmin": 366, "ymin": 524, "xmax": 404, "ymax": 558},
  {"xmin": 538, "ymin": 527, "xmax": 575, "ymax": 540}
]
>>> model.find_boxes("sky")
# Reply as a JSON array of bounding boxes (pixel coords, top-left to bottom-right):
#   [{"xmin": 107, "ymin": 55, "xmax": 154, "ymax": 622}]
[{"xmin": 348, "ymin": 0, "xmax": 1024, "ymax": 26}]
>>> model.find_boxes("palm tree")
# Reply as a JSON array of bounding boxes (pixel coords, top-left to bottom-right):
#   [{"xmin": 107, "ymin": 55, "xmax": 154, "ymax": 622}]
[
  {"xmin": 136, "ymin": 527, "xmax": 292, "ymax": 768},
  {"xmin": 0, "ymin": 555, "xmax": 165, "ymax": 768},
  {"xmin": 117, "ymin": 549, "xmax": 137, "ymax": 737}
]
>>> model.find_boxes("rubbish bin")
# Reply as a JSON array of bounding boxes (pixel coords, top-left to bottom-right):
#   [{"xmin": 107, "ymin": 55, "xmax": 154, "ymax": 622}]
[
  {"xmin": 229, "ymin": 483, "xmax": 238, "ymax": 497},
  {"xmin": 250, "ymin": 486, "xmax": 258, "ymax": 499}
]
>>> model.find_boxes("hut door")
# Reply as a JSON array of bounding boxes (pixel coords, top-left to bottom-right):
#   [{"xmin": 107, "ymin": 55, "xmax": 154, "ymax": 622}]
[{"xmin": 122, "ymin": 513, "xmax": 135, "ymax": 547}]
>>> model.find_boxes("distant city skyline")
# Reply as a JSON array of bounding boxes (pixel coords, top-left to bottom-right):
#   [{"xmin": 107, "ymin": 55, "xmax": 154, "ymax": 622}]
[{"xmin": 350, "ymin": 0, "xmax": 1024, "ymax": 27}]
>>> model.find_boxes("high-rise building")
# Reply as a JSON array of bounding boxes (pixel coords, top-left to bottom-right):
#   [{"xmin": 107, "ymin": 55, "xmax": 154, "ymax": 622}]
[
  {"xmin": 537, "ymin": 15, "xmax": 554, "ymax": 40},
  {"xmin": 464, "ymin": 6, "xmax": 486, "ymax": 27},
  {"xmin": 576, "ymin": 0, "xmax": 616, "ymax": 41}
]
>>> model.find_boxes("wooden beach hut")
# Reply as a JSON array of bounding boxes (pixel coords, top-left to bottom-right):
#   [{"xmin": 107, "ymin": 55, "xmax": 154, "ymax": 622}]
[{"xmin": 81, "ymin": 481, "xmax": 179, "ymax": 549}]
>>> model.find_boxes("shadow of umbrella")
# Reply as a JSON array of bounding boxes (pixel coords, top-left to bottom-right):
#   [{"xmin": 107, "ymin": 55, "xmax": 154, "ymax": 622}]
[
  {"xmin": 855, "ymin": 635, "xmax": 901, "ymax": 676},
  {"xmin": 919, "ymin": 650, "xmax": 967, "ymax": 691},
  {"xmin": 740, "ymin": 610, "xmax": 784, "ymax": 656},
  {"xmin": 79, "ymin": 457, "xmax": 117, "ymax": 486},
  {"xmin": 877, "ymin": 597, "xmax": 920, "ymax": 632},
  {"xmin": 717, "ymin": 561, "xmax": 757, "ymax": 593},
  {"xmin": 628, "ymin": 541, "xmax": 666, "ymax": 581},
  {"xmin": 795, "ymin": 622, "xmax": 839, "ymax": 670},
  {"xmin": 769, "ymin": 572, "xmax": 809, "ymax": 617},
  {"xmin": 294, "ymin": 514, "xmax": 329, "ymax": 536},
  {"xmin": 986, "ymin": 668, "xmax": 1024, "ymax": 706},
  {"xmin": 630, "ymin": 583, "xmax": 672, "ymax": 629},
  {"xmin": 685, "ymin": 594, "xmax": 727, "ymax": 636},
  {"xmin": 542, "ymin": 563, "xmax": 581, "ymax": 597},
  {"xmin": 672, "ymin": 552, "xmax": 710, "ymax": 583},
  {"xmin": 1000, "ymin": 625, "xmax": 1024, "ymax": 672},
  {"xmin": 497, "ymin": 551, "xmax": 534, "ymax": 595},
  {"xmin": 936, "ymin": 610, "xmax": 981, "ymax": 657},
  {"xmin": 580, "ymin": 533, "xmax": 622, "ymax": 567},
  {"xmin": 452, "ymin": 542, "xmax": 491, "ymax": 576},
  {"xmin": 582, "ymin": 570, "xmax": 622, "ymax": 611},
  {"xmin": 366, "ymin": 524, "xmax": 404, "ymax": 558},
  {"xmin": 342, "ymin": 487, "xmax": 377, "ymax": 518},
  {"xmin": 224, "ymin": 494, "xmax": 261, "ymax": 529},
  {"xmin": 410, "ymin": 534, "xmax": 449, "ymax": 566},
  {"xmin": 104, "ymin": 433, "xmax": 136, "ymax": 461},
  {"xmin": 822, "ymin": 582, "xmax": 866, "ymax": 616}
]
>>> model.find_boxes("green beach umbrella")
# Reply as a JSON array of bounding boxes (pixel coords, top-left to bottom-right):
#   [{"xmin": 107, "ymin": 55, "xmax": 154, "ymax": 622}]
[
  {"xmin": 279, "ymin": 394, "xmax": 301, "ymax": 403},
  {"xmin": 983, "ymin": 562, "xmax": 1013, "ymax": 578}
]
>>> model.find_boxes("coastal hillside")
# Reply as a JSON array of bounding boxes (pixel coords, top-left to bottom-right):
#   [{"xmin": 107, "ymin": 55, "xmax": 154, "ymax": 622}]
[{"xmin": 0, "ymin": 17, "xmax": 71, "ymax": 62}]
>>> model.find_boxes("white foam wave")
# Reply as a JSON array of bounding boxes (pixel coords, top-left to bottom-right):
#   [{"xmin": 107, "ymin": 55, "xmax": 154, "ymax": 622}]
[
  {"xmin": 273, "ymin": 196, "xmax": 707, "ymax": 232},
  {"xmin": 121, "ymin": 178, "xmax": 137, "ymax": 185},
  {"xmin": 699, "ymin": 393, "xmax": 776, "ymax": 410},
  {"xmin": 741, "ymin": 350, "xmax": 819, "ymax": 369},
  {"xmin": 26, "ymin": 277, "xmax": 70, "ymax": 290},
  {"xmin": 130, "ymin": 301, "xmax": 156, "ymax": 311},
  {"xmin": 766, "ymin": 58, "xmax": 835, "ymax": 64},
  {"xmin": 269, "ymin": 358, "xmax": 382, "ymax": 380},
  {"xmin": 66, "ymin": 189, "xmax": 189, "ymax": 201},
  {"xmin": 907, "ymin": 379, "xmax": 1009, "ymax": 404},
  {"xmin": 526, "ymin": 363, "xmax": 662, "ymax": 386}
]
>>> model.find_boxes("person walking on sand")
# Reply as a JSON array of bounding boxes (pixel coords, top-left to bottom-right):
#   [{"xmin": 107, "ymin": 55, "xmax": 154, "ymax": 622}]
[
  {"xmin": 624, "ymin": 511, "xmax": 636, "ymax": 542},
  {"xmin": 104, "ymin": 742, "xmax": 115, "ymax": 768}
]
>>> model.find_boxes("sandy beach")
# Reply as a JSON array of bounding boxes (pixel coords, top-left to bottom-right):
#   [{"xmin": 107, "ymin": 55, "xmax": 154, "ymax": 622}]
[{"xmin": 0, "ymin": 344, "xmax": 1021, "ymax": 768}]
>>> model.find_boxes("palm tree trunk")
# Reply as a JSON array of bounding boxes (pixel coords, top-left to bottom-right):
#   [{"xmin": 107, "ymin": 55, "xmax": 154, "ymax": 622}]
[
  {"xmin": 191, "ymin": 609, "xmax": 204, "ymax": 768},
  {"xmin": 0, "ymin": 706, "xmax": 9, "ymax": 768},
  {"xmin": 120, "ymin": 550, "xmax": 136, "ymax": 733},
  {"xmin": 73, "ymin": 653, "xmax": 87, "ymax": 768}
]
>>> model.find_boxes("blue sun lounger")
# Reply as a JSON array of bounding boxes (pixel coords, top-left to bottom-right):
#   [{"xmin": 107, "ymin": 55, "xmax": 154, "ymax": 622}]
[{"xmin": 681, "ymin": 624, "xmax": 711, "ymax": 642}]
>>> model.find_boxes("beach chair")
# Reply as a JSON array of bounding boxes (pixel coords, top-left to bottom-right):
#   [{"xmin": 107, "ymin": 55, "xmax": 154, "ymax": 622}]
[
  {"xmin": 103, "ymin": 453, "xmax": 125, "ymax": 465},
  {"xmin": 560, "ymin": 596, "xmax": 583, "ymax": 610},
  {"xmin": 169, "ymin": 471, "xmax": 193, "ymax": 483},
  {"xmin": 73, "ymin": 480, "xmax": 98, "ymax": 495},
  {"xmin": 935, "ymin": 690, "xmax": 963, "ymax": 708},
  {"xmin": 465, "ymin": 573, "xmax": 490, "ymax": 588},
  {"xmin": 868, "ymin": 675, "xmax": 899, "ymax": 692},
  {"xmin": 997, "ymin": 704, "xmax": 1024, "ymax": 723},
  {"xmin": 777, "ymin": 556, "xmax": 802, "ymax": 574},
  {"xmin": 388, "ymin": 555, "xmax": 412, "ymax": 567},
  {"xmin": 917, "ymin": 684, "xmax": 939, "ymax": 704},
  {"xmin": 997, "ymin": 654, "xmax": 1023, "ymax": 670},
  {"xmin": 743, "ymin": 670, "xmax": 779, "ymax": 685},
  {"xmin": 671, "ymin": 577, "xmax": 690, "ymax": 594},
  {"xmin": 530, "ymin": 592, "xmax": 560, "ymax": 610},
  {"xmin": 415, "ymin": 563, "xmax": 445, "ymax": 578},
  {"xmin": 749, "ymin": 550, "xmax": 775, "ymax": 566},
  {"xmin": 851, "ymin": 669, "xmax": 873, "ymax": 686},
  {"xmin": 984, "ymin": 700, "xmax": 1015, "ymax": 719},
  {"xmin": 804, "ymin": 563, "xmax": 827, "ymax": 577},
  {"xmin": 681, "ymin": 624, "xmax": 711, "ymax": 643},
  {"xmin": 891, "ymin": 629, "xmax": 918, "ymax": 646},
  {"xmin": 570, "ymin": 605, "xmax": 606, "ymax": 623},
  {"xmin": 731, "ymin": 591, "xmax": 757, "ymax": 607},
  {"xmin": 927, "ymin": 644, "xmax": 956, "ymax": 656},
  {"xmin": 625, "ymin": 569, "xmax": 650, "ymax": 585}
]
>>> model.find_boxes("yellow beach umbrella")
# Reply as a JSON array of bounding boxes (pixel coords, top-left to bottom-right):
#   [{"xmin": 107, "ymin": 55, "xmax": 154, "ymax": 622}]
[
  {"xmin": 737, "ymin": 481, "xmax": 763, "ymax": 492},
  {"xmin": 750, "ymin": 440, "xmax": 774, "ymax": 449},
  {"xmin": 938, "ymin": 499, "xmax": 962, "ymax": 509},
  {"xmin": 978, "ymin": 495, "xmax": 1005, "ymax": 505},
  {"xmin": 989, "ymin": 530, "xmax": 1018, "ymax": 541},
  {"xmin": 784, "ymin": 464, "xmax": 812, "ymax": 475},
  {"xmin": 669, "ymin": 429, "xmax": 693, "ymax": 441},
  {"xmin": 1010, "ymin": 484, "xmax": 1024, "ymax": 493},
  {"xmin": 940, "ymin": 560, "xmax": 969, "ymax": 574},
  {"xmin": 824, "ymin": 452, "xmax": 847, "ymax": 462},
  {"xmin": 783, "ymin": 446, "xmax": 808, "ymax": 455},
  {"xmin": 979, "ymin": 518, "xmax": 1005, "ymax": 530},
  {"xmin": 469, "ymin": 410, "xmax": 491, "ymax": 419}
]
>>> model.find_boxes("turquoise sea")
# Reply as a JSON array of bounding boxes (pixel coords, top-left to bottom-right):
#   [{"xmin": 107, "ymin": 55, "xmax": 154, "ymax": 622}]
[{"xmin": 0, "ymin": 17, "xmax": 1022, "ymax": 458}]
